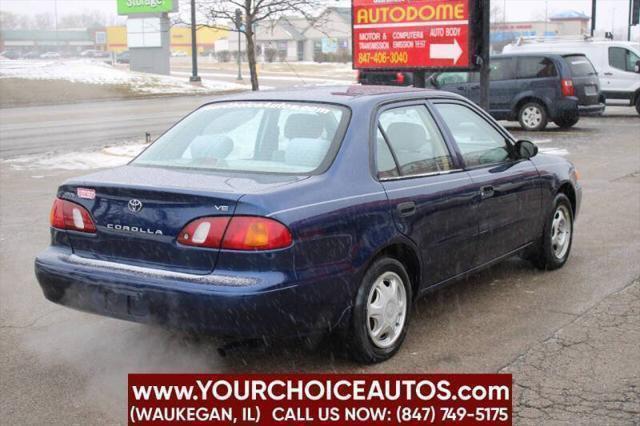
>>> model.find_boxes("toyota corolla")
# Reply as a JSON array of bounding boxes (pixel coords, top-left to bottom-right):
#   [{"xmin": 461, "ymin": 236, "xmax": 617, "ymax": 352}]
[{"xmin": 35, "ymin": 86, "xmax": 581, "ymax": 363}]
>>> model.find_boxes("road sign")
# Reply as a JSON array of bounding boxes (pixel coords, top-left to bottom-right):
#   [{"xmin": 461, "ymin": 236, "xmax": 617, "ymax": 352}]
[
  {"xmin": 352, "ymin": 0, "xmax": 479, "ymax": 71},
  {"xmin": 117, "ymin": 0, "xmax": 177, "ymax": 15}
]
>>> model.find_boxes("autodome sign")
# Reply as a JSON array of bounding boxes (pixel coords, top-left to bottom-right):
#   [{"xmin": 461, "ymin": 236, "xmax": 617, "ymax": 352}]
[{"xmin": 117, "ymin": 0, "xmax": 176, "ymax": 15}]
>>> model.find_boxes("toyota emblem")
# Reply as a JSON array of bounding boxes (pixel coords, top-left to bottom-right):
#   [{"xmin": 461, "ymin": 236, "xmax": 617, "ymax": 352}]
[{"xmin": 128, "ymin": 199, "xmax": 143, "ymax": 213}]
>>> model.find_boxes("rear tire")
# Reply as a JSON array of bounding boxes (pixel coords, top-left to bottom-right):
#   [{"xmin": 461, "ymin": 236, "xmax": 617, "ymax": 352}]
[
  {"xmin": 554, "ymin": 117, "xmax": 579, "ymax": 129},
  {"xmin": 530, "ymin": 193, "xmax": 574, "ymax": 270},
  {"xmin": 518, "ymin": 102, "xmax": 548, "ymax": 131},
  {"xmin": 345, "ymin": 257, "xmax": 412, "ymax": 364}
]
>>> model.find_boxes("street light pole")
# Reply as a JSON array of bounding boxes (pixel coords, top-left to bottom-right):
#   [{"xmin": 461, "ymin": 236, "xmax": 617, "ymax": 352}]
[
  {"xmin": 591, "ymin": 0, "xmax": 597, "ymax": 36},
  {"xmin": 54, "ymin": 0, "xmax": 58, "ymax": 52},
  {"xmin": 189, "ymin": 0, "xmax": 201, "ymax": 82},
  {"xmin": 235, "ymin": 8, "xmax": 243, "ymax": 81}
]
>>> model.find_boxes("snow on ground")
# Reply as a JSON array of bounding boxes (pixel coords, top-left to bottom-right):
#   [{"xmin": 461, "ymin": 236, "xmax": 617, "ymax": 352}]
[
  {"xmin": 0, "ymin": 59, "xmax": 249, "ymax": 94},
  {"xmin": 5, "ymin": 142, "xmax": 148, "ymax": 171}
]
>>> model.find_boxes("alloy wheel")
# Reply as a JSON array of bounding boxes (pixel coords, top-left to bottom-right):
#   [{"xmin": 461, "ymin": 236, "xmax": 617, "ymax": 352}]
[{"xmin": 522, "ymin": 106, "xmax": 543, "ymax": 129}]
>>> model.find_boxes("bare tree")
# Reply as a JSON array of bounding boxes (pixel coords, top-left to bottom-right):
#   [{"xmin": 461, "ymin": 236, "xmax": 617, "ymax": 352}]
[
  {"xmin": 58, "ymin": 11, "xmax": 109, "ymax": 29},
  {"xmin": 196, "ymin": 0, "xmax": 322, "ymax": 90},
  {"xmin": 34, "ymin": 13, "xmax": 54, "ymax": 30}
]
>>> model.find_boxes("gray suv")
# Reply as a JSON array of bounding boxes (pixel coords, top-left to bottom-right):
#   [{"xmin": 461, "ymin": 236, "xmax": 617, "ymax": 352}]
[{"xmin": 430, "ymin": 53, "xmax": 605, "ymax": 130}]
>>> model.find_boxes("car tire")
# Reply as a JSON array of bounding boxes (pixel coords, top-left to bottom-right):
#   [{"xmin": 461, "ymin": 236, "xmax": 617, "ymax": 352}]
[
  {"xmin": 518, "ymin": 102, "xmax": 548, "ymax": 131},
  {"xmin": 635, "ymin": 96, "xmax": 640, "ymax": 115},
  {"xmin": 530, "ymin": 193, "xmax": 574, "ymax": 270},
  {"xmin": 345, "ymin": 257, "xmax": 412, "ymax": 364},
  {"xmin": 554, "ymin": 117, "xmax": 579, "ymax": 129}
]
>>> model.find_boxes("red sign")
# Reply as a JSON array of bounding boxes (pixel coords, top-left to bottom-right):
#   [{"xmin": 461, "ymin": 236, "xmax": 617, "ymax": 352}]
[{"xmin": 353, "ymin": 0, "xmax": 472, "ymax": 69}]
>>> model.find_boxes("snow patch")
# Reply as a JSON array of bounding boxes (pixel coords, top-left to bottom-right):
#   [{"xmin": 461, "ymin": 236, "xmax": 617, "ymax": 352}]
[
  {"xmin": 4, "ymin": 142, "xmax": 148, "ymax": 171},
  {"xmin": 0, "ymin": 59, "xmax": 249, "ymax": 94}
]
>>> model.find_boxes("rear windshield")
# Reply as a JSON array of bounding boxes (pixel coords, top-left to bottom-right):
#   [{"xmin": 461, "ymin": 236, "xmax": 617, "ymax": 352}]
[
  {"xmin": 133, "ymin": 101, "xmax": 349, "ymax": 174},
  {"xmin": 565, "ymin": 55, "xmax": 597, "ymax": 76}
]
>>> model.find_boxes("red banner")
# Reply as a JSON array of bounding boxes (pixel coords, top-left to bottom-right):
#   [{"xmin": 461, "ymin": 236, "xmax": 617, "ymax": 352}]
[
  {"xmin": 352, "ymin": 0, "xmax": 471, "ymax": 69},
  {"xmin": 128, "ymin": 374, "xmax": 512, "ymax": 425}
]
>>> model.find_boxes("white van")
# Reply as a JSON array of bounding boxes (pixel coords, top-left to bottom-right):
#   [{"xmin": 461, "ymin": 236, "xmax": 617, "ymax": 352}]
[{"xmin": 504, "ymin": 39, "xmax": 640, "ymax": 115}]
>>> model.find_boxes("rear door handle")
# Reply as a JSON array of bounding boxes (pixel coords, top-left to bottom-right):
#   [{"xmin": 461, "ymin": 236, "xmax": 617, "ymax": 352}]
[
  {"xmin": 397, "ymin": 201, "xmax": 417, "ymax": 217},
  {"xmin": 480, "ymin": 185, "xmax": 495, "ymax": 199},
  {"xmin": 604, "ymin": 72, "xmax": 613, "ymax": 76}
]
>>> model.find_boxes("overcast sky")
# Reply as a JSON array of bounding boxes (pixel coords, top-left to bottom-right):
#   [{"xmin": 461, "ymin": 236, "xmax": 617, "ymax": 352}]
[{"xmin": 0, "ymin": 0, "xmax": 635, "ymax": 32}]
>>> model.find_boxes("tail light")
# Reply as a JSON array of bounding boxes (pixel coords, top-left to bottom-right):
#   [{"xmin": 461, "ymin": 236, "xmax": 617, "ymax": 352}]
[
  {"xmin": 561, "ymin": 79, "xmax": 575, "ymax": 97},
  {"xmin": 395, "ymin": 72, "xmax": 405, "ymax": 84},
  {"xmin": 178, "ymin": 216, "xmax": 292, "ymax": 251},
  {"xmin": 50, "ymin": 198, "xmax": 96, "ymax": 233}
]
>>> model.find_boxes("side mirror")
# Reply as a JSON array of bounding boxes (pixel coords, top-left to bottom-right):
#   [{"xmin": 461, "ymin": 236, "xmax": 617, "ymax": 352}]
[
  {"xmin": 635, "ymin": 60, "xmax": 640, "ymax": 73},
  {"xmin": 515, "ymin": 140, "xmax": 538, "ymax": 159}
]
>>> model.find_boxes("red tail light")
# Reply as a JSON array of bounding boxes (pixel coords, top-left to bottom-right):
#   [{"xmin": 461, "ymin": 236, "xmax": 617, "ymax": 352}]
[
  {"xmin": 561, "ymin": 79, "xmax": 575, "ymax": 97},
  {"xmin": 177, "ymin": 217, "xmax": 230, "ymax": 248},
  {"xmin": 396, "ymin": 72, "xmax": 405, "ymax": 84},
  {"xmin": 178, "ymin": 216, "xmax": 292, "ymax": 251},
  {"xmin": 50, "ymin": 198, "xmax": 96, "ymax": 233}
]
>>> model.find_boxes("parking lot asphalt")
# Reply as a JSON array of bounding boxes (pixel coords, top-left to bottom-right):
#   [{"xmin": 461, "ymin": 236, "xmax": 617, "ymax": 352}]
[{"xmin": 0, "ymin": 106, "xmax": 638, "ymax": 424}]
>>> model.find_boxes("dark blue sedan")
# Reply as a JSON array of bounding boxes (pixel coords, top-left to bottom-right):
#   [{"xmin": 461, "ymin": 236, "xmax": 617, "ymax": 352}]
[{"xmin": 35, "ymin": 86, "xmax": 581, "ymax": 363}]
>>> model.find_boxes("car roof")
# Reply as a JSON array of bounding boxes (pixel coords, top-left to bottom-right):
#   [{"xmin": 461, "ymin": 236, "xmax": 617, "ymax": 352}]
[
  {"xmin": 211, "ymin": 85, "xmax": 466, "ymax": 107},
  {"xmin": 493, "ymin": 52, "xmax": 577, "ymax": 60}
]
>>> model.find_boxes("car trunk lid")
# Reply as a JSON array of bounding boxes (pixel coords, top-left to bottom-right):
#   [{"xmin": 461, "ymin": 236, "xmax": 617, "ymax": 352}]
[{"xmin": 58, "ymin": 165, "xmax": 304, "ymax": 274}]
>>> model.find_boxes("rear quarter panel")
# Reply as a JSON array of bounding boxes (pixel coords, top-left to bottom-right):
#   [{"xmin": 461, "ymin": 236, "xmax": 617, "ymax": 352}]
[{"xmin": 225, "ymin": 101, "xmax": 401, "ymax": 298}]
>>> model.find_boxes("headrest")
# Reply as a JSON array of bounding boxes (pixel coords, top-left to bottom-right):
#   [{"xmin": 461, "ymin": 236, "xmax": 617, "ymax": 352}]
[
  {"xmin": 386, "ymin": 122, "xmax": 427, "ymax": 152},
  {"xmin": 190, "ymin": 135, "xmax": 234, "ymax": 160},
  {"xmin": 284, "ymin": 138, "xmax": 330, "ymax": 168},
  {"xmin": 284, "ymin": 114, "xmax": 324, "ymax": 139}
]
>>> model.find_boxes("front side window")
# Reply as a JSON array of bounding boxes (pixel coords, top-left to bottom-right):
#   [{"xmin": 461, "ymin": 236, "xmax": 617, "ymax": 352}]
[
  {"xmin": 609, "ymin": 47, "xmax": 640, "ymax": 72},
  {"xmin": 436, "ymin": 72, "xmax": 469, "ymax": 86},
  {"xmin": 517, "ymin": 57, "xmax": 558, "ymax": 79},
  {"xmin": 378, "ymin": 105, "xmax": 453, "ymax": 177},
  {"xmin": 434, "ymin": 103, "xmax": 510, "ymax": 167},
  {"xmin": 133, "ymin": 102, "xmax": 348, "ymax": 174}
]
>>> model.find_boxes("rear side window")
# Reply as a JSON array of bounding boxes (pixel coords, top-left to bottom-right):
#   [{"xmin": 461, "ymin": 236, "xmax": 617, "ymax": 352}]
[
  {"xmin": 377, "ymin": 105, "xmax": 454, "ymax": 177},
  {"xmin": 565, "ymin": 55, "xmax": 597, "ymax": 76},
  {"xmin": 490, "ymin": 58, "xmax": 516, "ymax": 81},
  {"xmin": 609, "ymin": 47, "xmax": 640, "ymax": 72},
  {"xmin": 517, "ymin": 57, "xmax": 558, "ymax": 79}
]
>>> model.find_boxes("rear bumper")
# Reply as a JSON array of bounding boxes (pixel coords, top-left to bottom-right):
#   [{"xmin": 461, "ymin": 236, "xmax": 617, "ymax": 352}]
[
  {"xmin": 34, "ymin": 247, "xmax": 353, "ymax": 338},
  {"xmin": 548, "ymin": 98, "xmax": 579, "ymax": 120},
  {"xmin": 578, "ymin": 103, "xmax": 605, "ymax": 116}
]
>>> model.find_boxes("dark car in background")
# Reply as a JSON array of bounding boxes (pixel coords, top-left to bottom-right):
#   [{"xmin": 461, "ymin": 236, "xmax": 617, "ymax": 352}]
[
  {"xmin": 116, "ymin": 51, "xmax": 130, "ymax": 64},
  {"xmin": 358, "ymin": 70, "xmax": 414, "ymax": 86},
  {"xmin": 429, "ymin": 53, "xmax": 605, "ymax": 130}
]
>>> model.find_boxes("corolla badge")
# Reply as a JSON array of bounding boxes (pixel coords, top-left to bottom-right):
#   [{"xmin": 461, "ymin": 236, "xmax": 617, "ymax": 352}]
[{"xmin": 128, "ymin": 199, "xmax": 143, "ymax": 213}]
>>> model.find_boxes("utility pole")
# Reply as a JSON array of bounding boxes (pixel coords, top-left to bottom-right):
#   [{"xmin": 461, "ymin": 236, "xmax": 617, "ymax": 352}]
[
  {"xmin": 189, "ymin": 0, "xmax": 201, "ymax": 82},
  {"xmin": 629, "ymin": 0, "xmax": 633, "ymax": 41},
  {"xmin": 54, "ymin": 0, "xmax": 58, "ymax": 52},
  {"xmin": 591, "ymin": 0, "xmax": 597, "ymax": 36},
  {"xmin": 235, "ymin": 8, "xmax": 243, "ymax": 81},
  {"xmin": 479, "ymin": 0, "xmax": 490, "ymax": 111}
]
